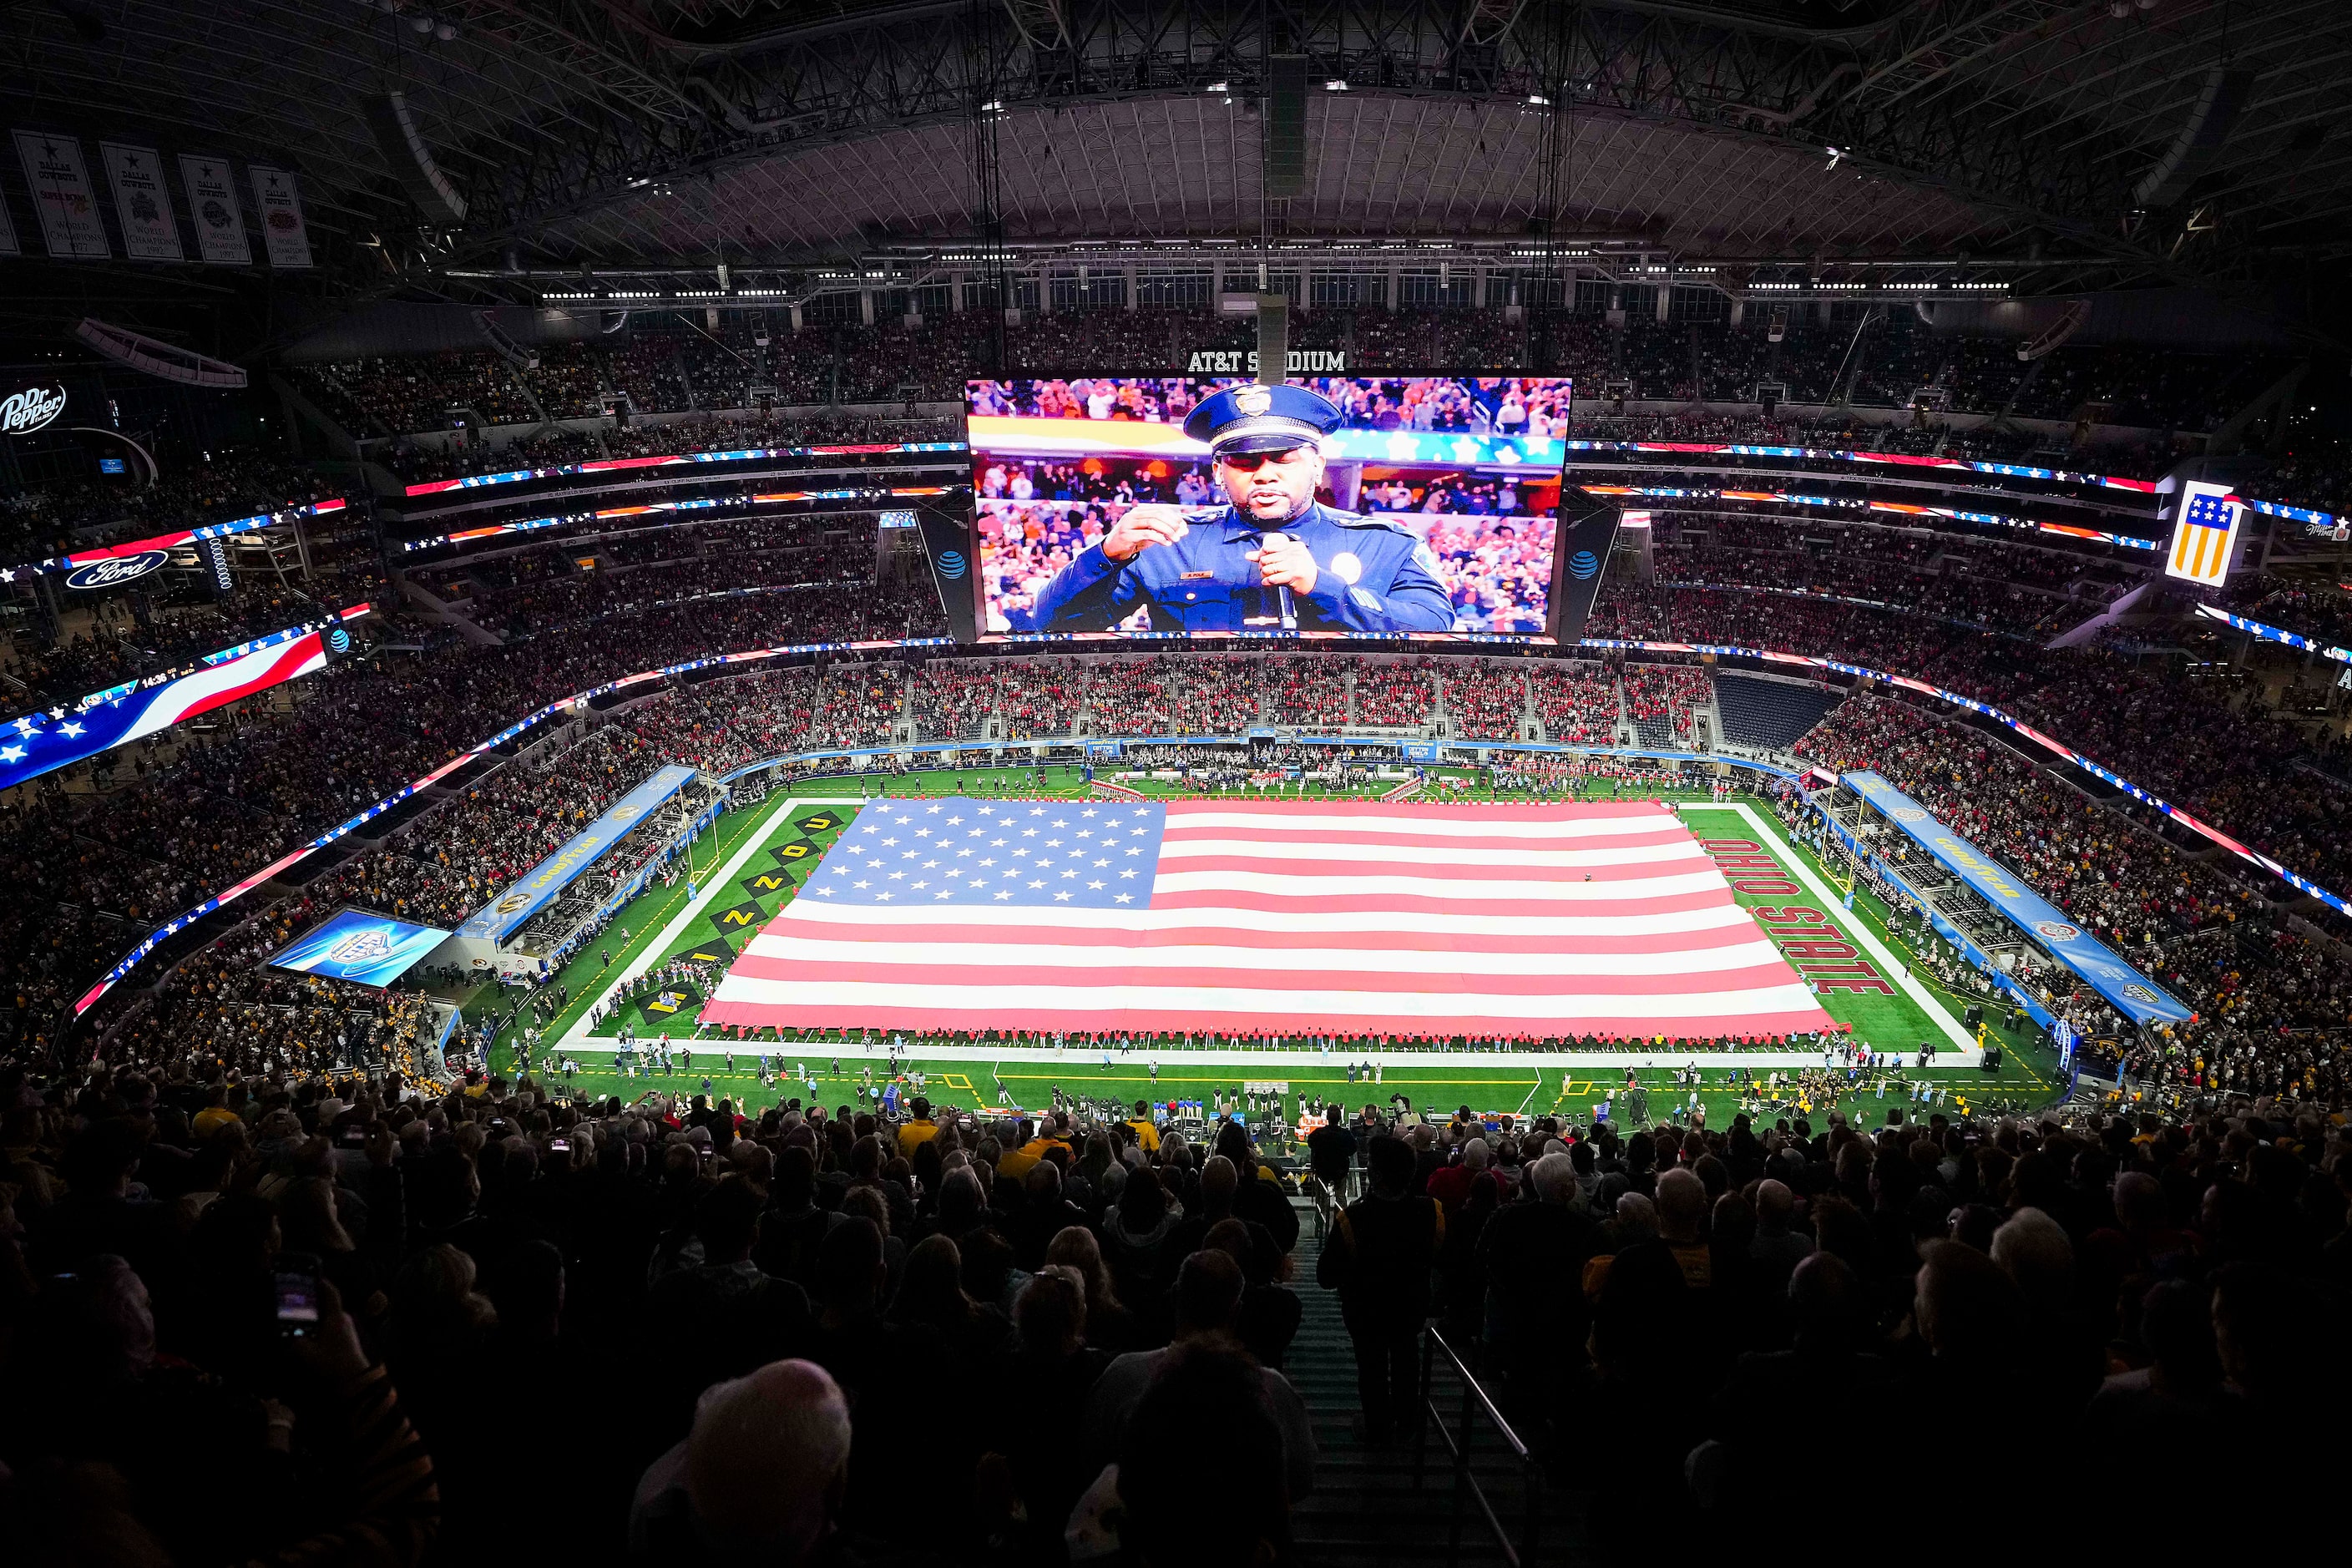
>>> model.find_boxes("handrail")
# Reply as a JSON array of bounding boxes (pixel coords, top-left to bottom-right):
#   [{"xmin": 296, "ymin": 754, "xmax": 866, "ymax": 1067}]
[
  {"xmin": 1426, "ymin": 1325, "xmax": 1530, "ymax": 1460},
  {"xmin": 1415, "ymin": 1324, "xmax": 1543, "ymax": 1568}
]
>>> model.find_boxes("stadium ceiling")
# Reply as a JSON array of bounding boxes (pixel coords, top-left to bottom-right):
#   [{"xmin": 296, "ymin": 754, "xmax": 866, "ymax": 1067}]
[{"xmin": 4, "ymin": 0, "xmax": 2349, "ymax": 307}]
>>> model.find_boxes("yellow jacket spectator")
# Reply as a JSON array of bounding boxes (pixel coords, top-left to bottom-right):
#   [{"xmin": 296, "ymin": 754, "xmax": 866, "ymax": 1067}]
[{"xmin": 897, "ymin": 1098, "xmax": 940, "ymax": 1161}]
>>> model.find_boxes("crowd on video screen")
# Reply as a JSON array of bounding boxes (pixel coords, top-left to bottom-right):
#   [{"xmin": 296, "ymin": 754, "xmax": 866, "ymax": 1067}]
[
  {"xmin": 969, "ymin": 375, "xmax": 1574, "ymax": 438},
  {"xmin": 969, "ymin": 377, "xmax": 1568, "ymax": 636}
]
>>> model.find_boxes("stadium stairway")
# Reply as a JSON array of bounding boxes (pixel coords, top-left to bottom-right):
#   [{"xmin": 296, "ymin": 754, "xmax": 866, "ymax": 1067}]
[{"xmin": 1286, "ymin": 1205, "xmax": 1582, "ymax": 1566}]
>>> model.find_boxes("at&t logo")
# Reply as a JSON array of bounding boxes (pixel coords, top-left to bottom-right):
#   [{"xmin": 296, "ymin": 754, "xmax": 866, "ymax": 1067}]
[
  {"xmin": 1567, "ymin": 549, "xmax": 1600, "ymax": 579},
  {"xmin": 937, "ymin": 549, "xmax": 968, "ymax": 579}
]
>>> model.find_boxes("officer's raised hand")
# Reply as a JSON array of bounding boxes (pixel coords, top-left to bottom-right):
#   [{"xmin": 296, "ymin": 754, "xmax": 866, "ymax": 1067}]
[
  {"xmin": 1246, "ymin": 532, "xmax": 1319, "ymax": 594},
  {"xmin": 1100, "ymin": 503, "xmax": 1191, "ymax": 562}
]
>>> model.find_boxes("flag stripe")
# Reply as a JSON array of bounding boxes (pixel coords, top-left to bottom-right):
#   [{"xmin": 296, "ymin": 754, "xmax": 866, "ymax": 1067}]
[
  {"xmin": 720, "ymin": 960, "xmax": 1807, "ymax": 999},
  {"xmin": 702, "ymin": 799, "xmax": 1839, "ymax": 1039},
  {"xmin": 729, "ymin": 933, "xmax": 1793, "ymax": 979},
  {"xmin": 765, "ymin": 901, "xmax": 1763, "ymax": 942},
  {"xmin": 704, "ymin": 978, "xmax": 1826, "ymax": 1024},
  {"xmin": 1156, "ymin": 836, "xmax": 1705, "ymax": 869},
  {"xmin": 1150, "ymin": 867, "xmax": 1732, "ymax": 901}
]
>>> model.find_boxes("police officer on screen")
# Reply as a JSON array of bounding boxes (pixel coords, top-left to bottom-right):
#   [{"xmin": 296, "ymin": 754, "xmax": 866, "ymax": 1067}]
[{"xmin": 1023, "ymin": 382, "xmax": 1455, "ymax": 633}]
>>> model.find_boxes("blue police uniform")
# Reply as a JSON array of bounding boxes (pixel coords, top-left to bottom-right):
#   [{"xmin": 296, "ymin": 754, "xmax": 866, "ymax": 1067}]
[
  {"xmin": 1024, "ymin": 501, "xmax": 1454, "ymax": 632},
  {"xmin": 1019, "ymin": 382, "xmax": 1456, "ymax": 635}
]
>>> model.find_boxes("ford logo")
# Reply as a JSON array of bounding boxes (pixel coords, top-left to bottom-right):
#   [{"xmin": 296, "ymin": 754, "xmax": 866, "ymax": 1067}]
[
  {"xmin": 1, "ymin": 384, "xmax": 66, "ymax": 436},
  {"xmin": 937, "ymin": 549, "xmax": 968, "ymax": 579},
  {"xmin": 1568, "ymin": 549, "xmax": 1600, "ymax": 579},
  {"xmin": 63, "ymin": 550, "xmax": 169, "ymax": 591}
]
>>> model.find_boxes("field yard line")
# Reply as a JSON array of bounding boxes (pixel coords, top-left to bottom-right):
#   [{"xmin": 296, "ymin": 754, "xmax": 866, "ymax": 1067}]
[
  {"xmin": 1702, "ymin": 802, "xmax": 1975, "ymax": 1058},
  {"xmin": 562, "ymin": 793, "xmax": 827, "ymax": 1048}
]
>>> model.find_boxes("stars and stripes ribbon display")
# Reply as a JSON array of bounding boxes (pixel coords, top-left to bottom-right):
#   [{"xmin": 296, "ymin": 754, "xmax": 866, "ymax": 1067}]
[
  {"xmin": 701, "ymin": 800, "xmax": 1837, "ymax": 1039},
  {"xmin": 0, "ymin": 627, "xmax": 331, "ymax": 794}
]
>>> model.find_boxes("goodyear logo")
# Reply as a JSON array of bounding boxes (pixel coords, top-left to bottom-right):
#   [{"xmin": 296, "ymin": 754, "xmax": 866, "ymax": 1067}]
[{"xmin": 1932, "ymin": 836, "xmax": 2025, "ymax": 899}]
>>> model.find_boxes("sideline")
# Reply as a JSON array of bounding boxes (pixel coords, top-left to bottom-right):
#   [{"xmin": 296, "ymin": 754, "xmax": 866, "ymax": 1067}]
[
  {"xmin": 560, "ymin": 795, "xmax": 861, "ymax": 1048},
  {"xmin": 1691, "ymin": 802, "xmax": 1976, "ymax": 1058}
]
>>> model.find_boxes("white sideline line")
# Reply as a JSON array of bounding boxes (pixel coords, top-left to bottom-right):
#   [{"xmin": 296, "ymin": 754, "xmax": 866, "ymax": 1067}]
[
  {"xmin": 1687, "ymin": 802, "xmax": 1975, "ymax": 1059},
  {"xmin": 560, "ymin": 794, "xmax": 856, "ymax": 1049}
]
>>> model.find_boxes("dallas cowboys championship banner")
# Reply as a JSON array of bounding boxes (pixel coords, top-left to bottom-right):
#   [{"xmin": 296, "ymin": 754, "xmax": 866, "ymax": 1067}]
[
  {"xmin": 100, "ymin": 142, "xmax": 185, "ymax": 261},
  {"xmin": 178, "ymin": 154, "xmax": 251, "ymax": 265},
  {"xmin": 13, "ymin": 129, "xmax": 112, "ymax": 258},
  {"xmin": 247, "ymin": 164, "xmax": 313, "ymax": 268}
]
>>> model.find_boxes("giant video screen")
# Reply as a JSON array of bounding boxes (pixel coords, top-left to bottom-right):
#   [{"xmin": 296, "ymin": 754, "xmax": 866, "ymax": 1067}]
[
  {"xmin": 966, "ymin": 376, "xmax": 1572, "ymax": 640},
  {"xmin": 269, "ymin": 908, "xmax": 451, "ymax": 989}
]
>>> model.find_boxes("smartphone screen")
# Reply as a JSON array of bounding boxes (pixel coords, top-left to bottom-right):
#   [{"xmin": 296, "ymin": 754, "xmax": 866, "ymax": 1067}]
[{"xmin": 275, "ymin": 1269, "xmax": 321, "ymax": 1335}]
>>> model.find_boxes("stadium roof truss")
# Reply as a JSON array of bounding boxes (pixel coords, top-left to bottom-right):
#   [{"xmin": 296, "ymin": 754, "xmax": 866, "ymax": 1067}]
[{"xmin": 1, "ymin": 0, "xmax": 2343, "ymax": 303}]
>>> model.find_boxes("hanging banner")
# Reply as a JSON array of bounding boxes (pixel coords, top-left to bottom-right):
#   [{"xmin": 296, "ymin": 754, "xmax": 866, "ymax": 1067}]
[
  {"xmin": 247, "ymin": 165, "xmax": 312, "ymax": 268},
  {"xmin": 1547, "ymin": 483, "xmax": 1621, "ymax": 643},
  {"xmin": 13, "ymin": 130, "xmax": 112, "ymax": 258},
  {"xmin": 99, "ymin": 142, "xmax": 184, "ymax": 262},
  {"xmin": 913, "ymin": 502, "xmax": 980, "ymax": 642},
  {"xmin": 0, "ymin": 183, "xmax": 18, "ymax": 255},
  {"xmin": 178, "ymin": 154, "xmax": 250, "ymax": 265}
]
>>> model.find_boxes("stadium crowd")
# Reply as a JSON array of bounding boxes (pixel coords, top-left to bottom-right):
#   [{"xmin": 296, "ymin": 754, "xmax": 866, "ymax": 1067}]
[
  {"xmin": 3, "ymin": 1029, "xmax": 2343, "ymax": 1561},
  {"xmin": 1791, "ymin": 695, "xmax": 2351, "ymax": 1111}
]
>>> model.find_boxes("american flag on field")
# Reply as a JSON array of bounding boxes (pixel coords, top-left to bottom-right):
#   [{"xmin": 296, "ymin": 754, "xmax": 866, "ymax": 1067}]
[{"xmin": 700, "ymin": 800, "xmax": 1835, "ymax": 1039}]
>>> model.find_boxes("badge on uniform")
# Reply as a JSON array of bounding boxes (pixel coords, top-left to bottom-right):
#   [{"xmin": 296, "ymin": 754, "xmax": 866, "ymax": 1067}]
[{"xmin": 1181, "ymin": 570, "xmax": 1216, "ymax": 580}]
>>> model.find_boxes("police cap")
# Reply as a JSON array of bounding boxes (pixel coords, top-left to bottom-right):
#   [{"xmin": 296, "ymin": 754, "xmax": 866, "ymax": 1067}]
[{"xmin": 1182, "ymin": 381, "xmax": 1345, "ymax": 457}]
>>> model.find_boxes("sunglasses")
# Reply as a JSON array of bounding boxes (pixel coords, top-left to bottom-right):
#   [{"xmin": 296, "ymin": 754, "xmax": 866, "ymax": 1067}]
[{"xmin": 1215, "ymin": 448, "xmax": 1309, "ymax": 472}]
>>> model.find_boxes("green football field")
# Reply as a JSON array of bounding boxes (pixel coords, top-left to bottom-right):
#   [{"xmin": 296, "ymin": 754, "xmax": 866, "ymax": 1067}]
[{"xmin": 448, "ymin": 771, "xmax": 2064, "ymax": 1129}]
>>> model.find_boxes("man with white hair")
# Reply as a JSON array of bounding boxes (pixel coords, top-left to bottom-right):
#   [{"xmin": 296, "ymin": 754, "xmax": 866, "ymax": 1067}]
[
  {"xmin": 1475, "ymin": 1151, "xmax": 1606, "ymax": 1397},
  {"xmin": 629, "ymin": 1358, "xmax": 853, "ymax": 1563},
  {"xmin": 1426, "ymin": 1136, "xmax": 1491, "ymax": 1211}
]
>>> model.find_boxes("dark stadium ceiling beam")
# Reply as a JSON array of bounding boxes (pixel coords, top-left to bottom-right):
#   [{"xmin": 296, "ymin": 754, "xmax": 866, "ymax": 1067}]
[{"xmin": 443, "ymin": 0, "xmax": 2177, "ymax": 279}]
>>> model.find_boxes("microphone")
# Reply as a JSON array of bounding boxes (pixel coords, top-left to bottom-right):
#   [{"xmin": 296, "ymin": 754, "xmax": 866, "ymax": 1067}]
[{"xmin": 1265, "ymin": 531, "xmax": 1298, "ymax": 630}]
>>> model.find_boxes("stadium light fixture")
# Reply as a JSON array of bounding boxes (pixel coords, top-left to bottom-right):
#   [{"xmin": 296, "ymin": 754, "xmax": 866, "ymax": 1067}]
[
  {"xmin": 1326, "ymin": 79, "xmax": 1348, "ymax": 91},
  {"xmin": 1824, "ymin": 145, "xmax": 1845, "ymax": 169}
]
